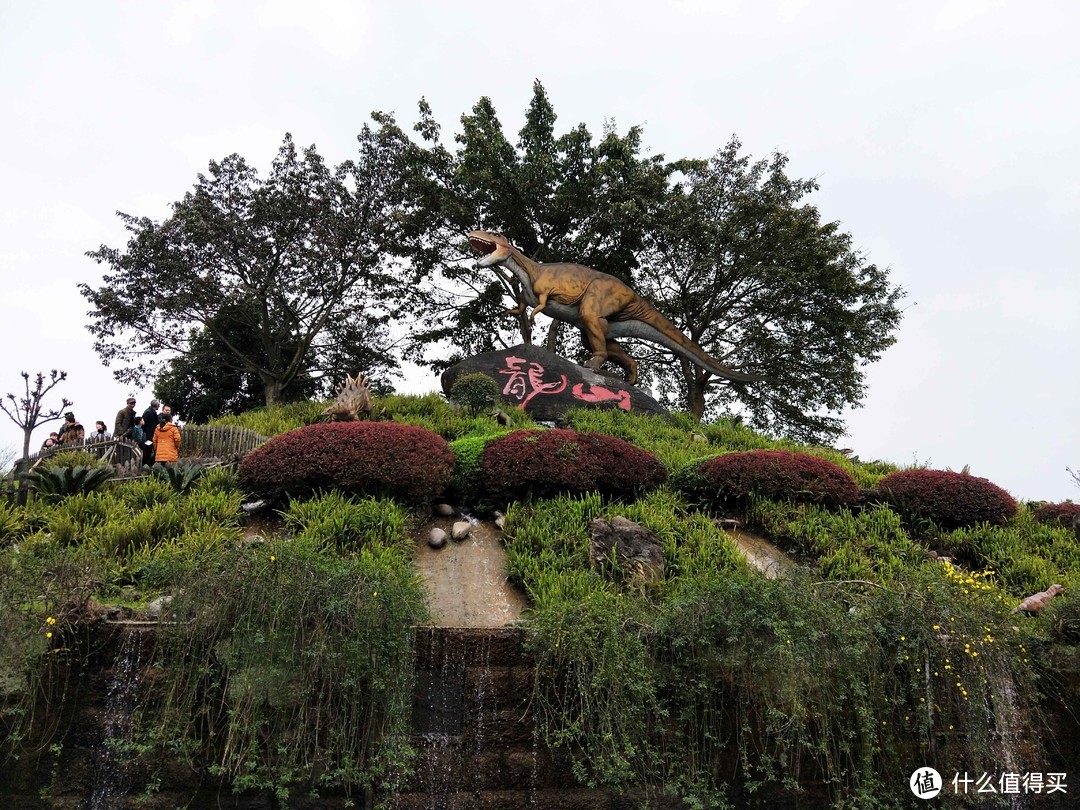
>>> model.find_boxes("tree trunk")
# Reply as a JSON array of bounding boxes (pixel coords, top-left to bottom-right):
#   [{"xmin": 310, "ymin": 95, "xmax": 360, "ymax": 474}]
[
  {"xmin": 688, "ymin": 381, "xmax": 707, "ymax": 420},
  {"xmin": 262, "ymin": 377, "xmax": 285, "ymax": 407},
  {"xmin": 21, "ymin": 429, "xmax": 32, "ymax": 460},
  {"xmin": 545, "ymin": 320, "xmax": 563, "ymax": 353}
]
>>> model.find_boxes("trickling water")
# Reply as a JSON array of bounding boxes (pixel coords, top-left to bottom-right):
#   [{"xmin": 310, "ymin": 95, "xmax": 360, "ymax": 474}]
[
  {"xmin": 983, "ymin": 673, "xmax": 1030, "ymax": 810},
  {"xmin": 88, "ymin": 629, "xmax": 147, "ymax": 810},
  {"xmin": 405, "ymin": 629, "xmax": 501, "ymax": 808}
]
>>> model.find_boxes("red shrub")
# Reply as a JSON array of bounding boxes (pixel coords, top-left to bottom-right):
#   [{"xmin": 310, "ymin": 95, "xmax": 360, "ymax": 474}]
[
  {"xmin": 684, "ymin": 450, "xmax": 859, "ymax": 510},
  {"xmin": 1032, "ymin": 501, "xmax": 1080, "ymax": 528},
  {"xmin": 877, "ymin": 469, "xmax": 1017, "ymax": 530},
  {"xmin": 239, "ymin": 422, "xmax": 454, "ymax": 503},
  {"xmin": 476, "ymin": 429, "xmax": 667, "ymax": 502}
]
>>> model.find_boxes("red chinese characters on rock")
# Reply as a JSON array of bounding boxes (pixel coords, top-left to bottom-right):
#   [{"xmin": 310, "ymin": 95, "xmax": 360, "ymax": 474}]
[{"xmin": 498, "ymin": 356, "xmax": 632, "ymax": 411}]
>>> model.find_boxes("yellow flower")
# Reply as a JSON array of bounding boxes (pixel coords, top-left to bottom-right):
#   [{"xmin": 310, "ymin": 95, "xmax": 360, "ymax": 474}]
[
  {"xmin": 45, "ymin": 631, "xmax": 53, "ymax": 639},
  {"xmin": 932, "ymin": 625, "xmax": 940, "ymax": 630},
  {"xmin": 373, "ymin": 591, "xmax": 378, "ymax": 598},
  {"xmin": 45, "ymin": 616, "xmax": 56, "ymax": 626},
  {"xmin": 270, "ymin": 555, "xmax": 276, "ymax": 562},
  {"xmin": 900, "ymin": 635, "xmax": 906, "ymax": 641}
]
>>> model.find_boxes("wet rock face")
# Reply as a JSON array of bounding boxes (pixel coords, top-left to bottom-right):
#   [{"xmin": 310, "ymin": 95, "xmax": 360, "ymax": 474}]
[
  {"xmin": 589, "ymin": 516, "xmax": 664, "ymax": 585},
  {"xmin": 441, "ymin": 344, "xmax": 668, "ymax": 422}
]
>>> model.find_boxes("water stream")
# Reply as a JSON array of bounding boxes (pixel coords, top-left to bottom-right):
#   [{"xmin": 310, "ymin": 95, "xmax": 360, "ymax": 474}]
[{"xmin": 87, "ymin": 629, "xmax": 148, "ymax": 810}]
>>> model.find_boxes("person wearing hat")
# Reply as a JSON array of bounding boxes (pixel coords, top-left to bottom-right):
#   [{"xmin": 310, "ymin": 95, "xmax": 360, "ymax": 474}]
[
  {"xmin": 57, "ymin": 412, "xmax": 85, "ymax": 445},
  {"xmin": 115, "ymin": 397, "xmax": 137, "ymax": 439}
]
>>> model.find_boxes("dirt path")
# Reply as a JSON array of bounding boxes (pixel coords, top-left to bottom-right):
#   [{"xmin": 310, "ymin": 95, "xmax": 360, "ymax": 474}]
[{"xmin": 413, "ymin": 519, "xmax": 527, "ymax": 627}]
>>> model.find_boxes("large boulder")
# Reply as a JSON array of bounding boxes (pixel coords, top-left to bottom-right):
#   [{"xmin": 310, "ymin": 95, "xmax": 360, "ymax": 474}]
[
  {"xmin": 441, "ymin": 344, "xmax": 667, "ymax": 422},
  {"xmin": 589, "ymin": 516, "xmax": 665, "ymax": 586}
]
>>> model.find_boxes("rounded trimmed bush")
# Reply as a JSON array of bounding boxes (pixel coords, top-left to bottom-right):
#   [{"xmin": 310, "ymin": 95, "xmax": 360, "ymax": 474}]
[
  {"xmin": 1032, "ymin": 501, "xmax": 1080, "ymax": 528},
  {"xmin": 238, "ymin": 422, "xmax": 454, "ymax": 503},
  {"xmin": 680, "ymin": 450, "xmax": 860, "ymax": 511},
  {"xmin": 449, "ymin": 373, "xmax": 500, "ymax": 415},
  {"xmin": 476, "ymin": 429, "xmax": 667, "ymax": 503},
  {"xmin": 877, "ymin": 469, "xmax": 1017, "ymax": 530}
]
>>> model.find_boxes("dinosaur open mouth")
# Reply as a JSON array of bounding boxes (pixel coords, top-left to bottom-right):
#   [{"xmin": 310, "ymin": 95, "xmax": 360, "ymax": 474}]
[{"xmin": 468, "ymin": 236, "xmax": 496, "ymax": 255}]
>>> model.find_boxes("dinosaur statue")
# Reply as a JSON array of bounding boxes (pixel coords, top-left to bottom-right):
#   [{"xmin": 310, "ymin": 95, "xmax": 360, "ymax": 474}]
[
  {"xmin": 322, "ymin": 373, "xmax": 373, "ymax": 422},
  {"xmin": 467, "ymin": 230, "xmax": 764, "ymax": 386},
  {"xmin": 1011, "ymin": 583, "xmax": 1064, "ymax": 616}
]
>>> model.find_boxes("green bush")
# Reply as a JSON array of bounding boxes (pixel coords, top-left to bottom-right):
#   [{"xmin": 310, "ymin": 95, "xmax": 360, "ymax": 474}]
[{"xmin": 449, "ymin": 372, "xmax": 500, "ymax": 414}]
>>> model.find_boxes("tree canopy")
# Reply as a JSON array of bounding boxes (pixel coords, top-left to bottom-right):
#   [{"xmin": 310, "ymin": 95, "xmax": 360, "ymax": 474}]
[
  {"xmin": 633, "ymin": 139, "xmax": 904, "ymax": 441},
  {"xmin": 81, "ymin": 132, "xmax": 405, "ymax": 409},
  {"xmin": 376, "ymin": 84, "xmax": 904, "ymax": 442},
  {"xmin": 81, "ymin": 82, "xmax": 904, "ymax": 442},
  {"xmin": 371, "ymin": 80, "xmax": 671, "ymax": 366}
]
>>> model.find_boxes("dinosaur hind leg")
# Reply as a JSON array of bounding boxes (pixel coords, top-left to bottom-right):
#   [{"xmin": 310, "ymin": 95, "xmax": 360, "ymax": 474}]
[{"xmin": 604, "ymin": 339, "xmax": 639, "ymax": 385}]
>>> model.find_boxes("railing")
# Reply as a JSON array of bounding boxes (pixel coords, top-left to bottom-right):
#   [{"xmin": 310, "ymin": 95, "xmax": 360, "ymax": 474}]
[
  {"xmin": 178, "ymin": 425, "xmax": 268, "ymax": 460},
  {"xmin": 2, "ymin": 427, "xmax": 269, "ymax": 501}
]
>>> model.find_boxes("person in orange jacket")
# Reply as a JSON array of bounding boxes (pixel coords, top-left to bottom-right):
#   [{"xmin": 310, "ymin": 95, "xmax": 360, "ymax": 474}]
[{"xmin": 153, "ymin": 412, "xmax": 182, "ymax": 463}]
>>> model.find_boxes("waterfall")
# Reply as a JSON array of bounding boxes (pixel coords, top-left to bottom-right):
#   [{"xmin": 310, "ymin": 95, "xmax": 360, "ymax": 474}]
[{"xmin": 87, "ymin": 629, "xmax": 147, "ymax": 810}]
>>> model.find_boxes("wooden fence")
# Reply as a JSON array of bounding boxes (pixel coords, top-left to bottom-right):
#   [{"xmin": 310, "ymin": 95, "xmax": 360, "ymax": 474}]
[
  {"xmin": 177, "ymin": 425, "xmax": 268, "ymax": 460},
  {"xmin": 2, "ymin": 426, "xmax": 269, "ymax": 501}
]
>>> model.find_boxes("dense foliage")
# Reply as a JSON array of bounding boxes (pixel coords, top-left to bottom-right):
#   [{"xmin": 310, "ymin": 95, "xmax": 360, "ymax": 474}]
[
  {"xmin": 678, "ymin": 449, "xmax": 860, "ymax": 511},
  {"xmin": 878, "ymin": 468, "xmax": 1019, "ymax": 530},
  {"xmin": 1, "ymin": 399, "xmax": 1075, "ymax": 809},
  {"xmin": 476, "ymin": 429, "xmax": 667, "ymax": 503},
  {"xmin": 447, "ymin": 372, "xmax": 500, "ymax": 415},
  {"xmin": 364, "ymin": 82, "xmax": 903, "ymax": 442},
  {"xmin": 238, "ymin": 421, "xmax": 454, "ymax": 503},
  {"xmin": 1032, "ymin": 500, "xmax": 1080, "ymax": 528},
  {"xmin": 81, "ymin": 133, "xmax": 405, "ymax": 405},
  {"xmin": 144, "ymin": 539, "xmax": 426, "ymax": 801}
]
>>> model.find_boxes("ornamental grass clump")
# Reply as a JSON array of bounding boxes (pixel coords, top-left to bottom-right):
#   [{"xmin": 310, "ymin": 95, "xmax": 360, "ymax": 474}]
[
  {"xmin": 877, "ymin": 468, "xmax": 1017, "ymax": 531},
  {"xmin": 678, "ymin": 449, "xmax": 860, "ymax": 512},
  {"xmin": 238, "ymin": 421, "xmax": 454, "ymax": 504},
  {"xmin": 476, "ymin": 429, "xmax": 667, "ymax": 504}
]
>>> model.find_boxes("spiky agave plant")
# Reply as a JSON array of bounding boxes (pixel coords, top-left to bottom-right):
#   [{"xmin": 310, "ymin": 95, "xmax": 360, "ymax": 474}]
[
  {"xmin": 150, "ymin": 461, "xmax": 206, "ymax": 494},
  {"xmin": 19, "ymin": 465, "xmax": 115, "ymax": 500}
]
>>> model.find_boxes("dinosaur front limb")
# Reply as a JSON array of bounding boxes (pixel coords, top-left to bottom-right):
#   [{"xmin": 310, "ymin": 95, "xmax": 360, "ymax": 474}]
[{"xmin": 528, "ymin": 291, "xmax": 550, "ymax": 324}]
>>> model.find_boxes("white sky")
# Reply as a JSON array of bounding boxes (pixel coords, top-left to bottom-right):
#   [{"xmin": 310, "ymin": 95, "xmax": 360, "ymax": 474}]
[{"xmin": 0, "ymin": 1, "xmax": 1077, "ymax": 501}]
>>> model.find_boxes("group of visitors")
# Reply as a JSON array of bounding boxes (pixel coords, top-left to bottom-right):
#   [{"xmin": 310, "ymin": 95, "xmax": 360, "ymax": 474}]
[{"xmin": 39, "ymin": 397, "xmax": 182, "ymax": 465}]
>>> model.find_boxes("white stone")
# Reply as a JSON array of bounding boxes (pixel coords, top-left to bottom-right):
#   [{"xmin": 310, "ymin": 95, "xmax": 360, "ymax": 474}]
[{"xmin": 428, "ymin": 527, "xmax": 448, "ymax": 549}]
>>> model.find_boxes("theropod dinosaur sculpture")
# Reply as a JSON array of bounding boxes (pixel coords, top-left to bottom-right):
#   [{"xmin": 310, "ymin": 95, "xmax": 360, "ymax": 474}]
[{"xmin": 467, "ymin": 230, "xmax": 763, "ymax": 386}]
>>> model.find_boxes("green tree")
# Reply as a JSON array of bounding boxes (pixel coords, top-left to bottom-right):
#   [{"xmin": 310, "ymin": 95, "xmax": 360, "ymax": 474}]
[
  {"xmin": 633, "ymin": 138, "xmax": 904, "ymax": 441},
  {"xmin": 375, "ymin": 80, "xmax": 671, "ymax": 371},
  {"xmin": 81, "ymin": 131, "xmax": 405, "ymax": 406},
  {"xmin": 1, "ymin": 370, "xmax": 73, "ymax": 460}
]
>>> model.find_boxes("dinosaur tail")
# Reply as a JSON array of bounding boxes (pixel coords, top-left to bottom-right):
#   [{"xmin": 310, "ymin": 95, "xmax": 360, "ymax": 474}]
[{"xmin": 612, "ymin": 305, "xmax": 765, "ymax": 383}]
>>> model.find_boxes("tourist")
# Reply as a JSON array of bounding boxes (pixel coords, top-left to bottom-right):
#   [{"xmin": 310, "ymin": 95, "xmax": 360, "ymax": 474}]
[
  {"xmin": 90, "ymin": 421, "xmax": 109, "ymax": 441},
  {"xmin": 141, "ymin": 399, "xmax": 160, "ymax": 465},
  {"xmin": 114, "ymin": 397, "xmax": 137, "ymax": 439},
  {"xmin": 57, "ymin": 412, "xmax": 84, "ymax": 445},
  {"xmin": 153, "ymin": 411, "xmax": 181, "ymax": 464},
  {"xmin": 40, "ymin": 431, "xmax": 59, "ymax": 451}
]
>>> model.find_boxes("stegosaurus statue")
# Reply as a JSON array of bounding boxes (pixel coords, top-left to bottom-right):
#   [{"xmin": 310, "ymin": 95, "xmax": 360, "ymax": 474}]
[{"xmin": 322, "ymin": 373, "xmax": 374, "ymax": 422}]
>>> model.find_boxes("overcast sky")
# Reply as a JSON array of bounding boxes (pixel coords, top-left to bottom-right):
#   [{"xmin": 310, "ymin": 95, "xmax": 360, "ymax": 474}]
[{"xmin": 1, "ymin": 1, "xmax": 1076, "ymax": 501}]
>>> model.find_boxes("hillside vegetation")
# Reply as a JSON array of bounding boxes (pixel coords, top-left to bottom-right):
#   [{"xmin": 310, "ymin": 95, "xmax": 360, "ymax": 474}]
[{"xmin": 2, "ymin": 394, "xmax": 1078, "ymax": 808}]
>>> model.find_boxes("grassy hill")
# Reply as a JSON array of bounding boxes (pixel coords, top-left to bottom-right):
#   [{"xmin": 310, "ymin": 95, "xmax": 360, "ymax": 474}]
[{"xmin": 2, "ymin": 394, "xmax": 1077, "ymax": 807}]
